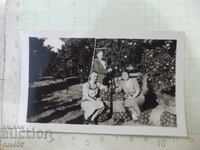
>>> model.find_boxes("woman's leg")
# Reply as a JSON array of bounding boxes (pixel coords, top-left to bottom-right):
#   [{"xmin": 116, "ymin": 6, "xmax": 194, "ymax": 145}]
[
  {"xmin": 132, "ymin": 94, "xmax": 145, "ymax": 117},
  {"xmin": 81, "ymin": 101, "xmax": 96, "ymax": 120},
  {"xmin": 91, "ymin": 108, "xmax": 102, "ymax": 121},
  {"xmin": 90, "ymin": 101, "xmax": 105, "ymax": 122},
  {"xmin": 128, "ymin": 103, "xmax": 141, "ymax": 120},
  {"xmin": 82, "ymin": 100, "xmax": 105, "ymax": 123},
  {"xmin": 133, "ymin": 103, "xmax": 141, "ymax": 116},
  {"xmin": 135, "ymin": 94, "xmax": 145, "ymax": 106}
]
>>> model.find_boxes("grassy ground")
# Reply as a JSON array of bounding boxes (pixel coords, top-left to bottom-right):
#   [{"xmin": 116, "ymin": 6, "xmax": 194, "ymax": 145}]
[{"xmin": 27, "ymin": 77, "xmax": 176, "ymax": 127}]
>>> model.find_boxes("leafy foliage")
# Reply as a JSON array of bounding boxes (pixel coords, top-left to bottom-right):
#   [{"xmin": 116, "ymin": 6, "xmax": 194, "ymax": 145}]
[
  {"xmin": 140, "ymin": 40, "xmax": 176, "ymax": 95},
  {"xmin": 29, "ymin": 38, "xmax": 176, "ymax": 95},
  {"xmin": 29, "ymin": 37, "xmax": 55, "ymax": 82},
  {"xmin": 48, "ymin": 38, "xmax": 95, "ymax": 82}
]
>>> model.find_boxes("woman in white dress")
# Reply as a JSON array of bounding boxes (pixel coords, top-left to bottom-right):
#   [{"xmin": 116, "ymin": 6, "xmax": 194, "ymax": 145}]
[{"xmin": 81, "ymin": 70, "xmax": 107, "ymax": 124}]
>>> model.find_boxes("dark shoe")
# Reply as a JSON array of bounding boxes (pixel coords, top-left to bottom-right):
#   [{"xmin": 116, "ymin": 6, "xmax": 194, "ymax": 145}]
[
  {"xmin": 88, "ymin": 118, "xmax": 98, "ymax": 125},
  {"xmin": 84, "ymin": 116, "xmax": 96, "ymax": 125},
  {"xmin": 84, "ymin": 119, "xmax": 89, "ymax": 125}
]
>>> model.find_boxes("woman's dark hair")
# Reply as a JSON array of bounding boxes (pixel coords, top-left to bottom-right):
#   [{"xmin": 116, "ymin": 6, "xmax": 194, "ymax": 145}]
[
  {"xmin": 121, "ymin": 69, "xmax": 130, "ymax": 80},
  {"xmin": 121, "ymin": 68, "xmax": 129, "ymax": 74},
  {"xmin": 96, "ymin": 50, "xmax": 103, "ymax": 56}
]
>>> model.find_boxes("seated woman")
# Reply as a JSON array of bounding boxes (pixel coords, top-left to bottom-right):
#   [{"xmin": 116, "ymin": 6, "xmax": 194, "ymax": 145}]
[
  {"xmin": 81, "ymin": 70, "xmax": 107, "ymax": 124},
  {"xmin": 115, "ymin": 71, "xmax": 145, "ymax": 120}
]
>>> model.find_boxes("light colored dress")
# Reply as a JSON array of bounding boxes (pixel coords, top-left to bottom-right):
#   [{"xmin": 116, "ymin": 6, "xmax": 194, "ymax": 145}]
[
  {"xmin": 81, "ymin": 82, "xmax": 105, "ymax": 119},
  {"xmin": 117, "ymin": 78, "xmax": 145, "ymax": 107}
]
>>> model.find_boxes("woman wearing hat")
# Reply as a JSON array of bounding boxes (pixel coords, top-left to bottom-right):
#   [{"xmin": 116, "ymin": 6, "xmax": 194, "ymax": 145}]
[{"xmin": 93, "ymin": 51, "xmax": 112, "ymax": 85}]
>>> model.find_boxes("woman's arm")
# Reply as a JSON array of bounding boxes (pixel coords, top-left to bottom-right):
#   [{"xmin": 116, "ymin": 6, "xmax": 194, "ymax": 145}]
[
  {"xmin": 115, "ymin": 81, "xmax": 123, "ymax": 93},
  {"xmin": 131, "ymin": 78, "xmax": 140, "ymax": 98},
  {"xmin": 82, "ymin": 83, "xmax": 96, "ymax": 101},
  {"xmin": 97, "ymin": 83, "xmax": 107, "ymax": 91},
  {"xmin": 93, "ymin": 60, "xmax": 108, "ymax": 74}
]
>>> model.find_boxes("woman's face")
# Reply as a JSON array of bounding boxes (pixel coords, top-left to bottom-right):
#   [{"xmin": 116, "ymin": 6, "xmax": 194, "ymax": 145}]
[
  {"xmin": 122, "ymin": 72, "xmax": 129, "ymax": 80},
  {"xmin": 90, "ymin": 72, "xmax": 98, "ymax": 82},
  {"xmin": 97, "ymin": 51, "xmax": 103, "ymax": 60}
]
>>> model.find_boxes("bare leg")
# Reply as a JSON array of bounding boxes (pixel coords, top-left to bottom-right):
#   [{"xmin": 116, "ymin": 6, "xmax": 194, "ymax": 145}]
[
  {"xmin": 84, "ymin": 109, "xmax": 95, "ymax": 120},
  {"xmin": 98, "ymin": 107, "xmax": 105, "ymax": 115},
  {"xmin": 129, "ymin": 104, "xmax": 141, "ymax": 120},
  {"xmin": 91, "ymin": 109, "xmax": 100, "ymax": 121},
  {"xmin": 91, "ymin": 107, "xmax": 104, "ymax": 121},
  {"xmin": 133, "ymin": 104, "xmax": 141, "ymax": 116}
]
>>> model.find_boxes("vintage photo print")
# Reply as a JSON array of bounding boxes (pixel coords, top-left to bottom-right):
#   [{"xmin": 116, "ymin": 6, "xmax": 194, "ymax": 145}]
[{"xmin": 19, "ymin": 31, "xmax": 187, "ymax": 136}]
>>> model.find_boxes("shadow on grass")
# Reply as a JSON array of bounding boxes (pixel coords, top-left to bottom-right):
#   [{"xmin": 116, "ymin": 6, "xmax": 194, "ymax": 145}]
[
  {"xmin": 27, "ymin": 98, "xmax": 81, "ymax": 121},
  {"xmin": 28, "ymin": 100, "xmax": 81, "ymax": 123},
  {"xmin": 66, "ymin": 114, "xmax": 84, "ymax": 124},
  {"xmin": 28, "ymin": 77, "xmax": 80, "ymax": 101},
  {"xmin": 27, "ymin": 97, "xmax": 60, "ymax": 118}
]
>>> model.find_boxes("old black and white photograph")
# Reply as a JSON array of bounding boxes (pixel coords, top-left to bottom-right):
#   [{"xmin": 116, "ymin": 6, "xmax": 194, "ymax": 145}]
[{"xmin": 19, "ymin": 32, "xmax": 186, "ymax": 136}]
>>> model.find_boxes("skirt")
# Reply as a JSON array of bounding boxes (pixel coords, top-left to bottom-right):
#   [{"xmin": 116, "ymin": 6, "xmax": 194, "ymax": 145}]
[
  {"xmin": 124, "ymin": 93, "xmax": 145, "ymax": 107},
  {"xmin": 81, "ymin": 99, "xmax": 104, "ymax": 119}
]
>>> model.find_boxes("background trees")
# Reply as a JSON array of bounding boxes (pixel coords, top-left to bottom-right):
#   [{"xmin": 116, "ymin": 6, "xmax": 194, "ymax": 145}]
[
  {"xmin": 29, "ymin": 38, "xmax": 176, "ymax": 95},
  {"xmin": 29, "ymin": 37, "xmax": 55, "ymax": 82}
]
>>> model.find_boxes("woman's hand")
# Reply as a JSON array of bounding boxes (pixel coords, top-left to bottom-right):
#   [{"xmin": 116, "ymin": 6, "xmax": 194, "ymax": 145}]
[
  {"xmin": 104, "ymin": 86, "xmax": 108, "ymax": 92},
  {"xmin": 107, "ymin": 68, "xmax": 112, "ymax": 72},
  {"xmin": 115, "ymin": 88, "xmax": 120, "ymax": 93},
  {"xmin": 96, "ymin": 97, "xmax": 102, "ymax": 101},
  {"xmin": 98, "ymin": 83, "xmax": 108, "ymax": 91}
]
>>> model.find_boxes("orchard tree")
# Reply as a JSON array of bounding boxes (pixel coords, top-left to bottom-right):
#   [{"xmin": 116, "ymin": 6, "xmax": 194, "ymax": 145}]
[
  {"xmin": 140, "ymin": 40, "xmax": 176, "ymax": 95},
  {"xmin": 52, "ymin": 38, "xmax": 95, "ymax": 82},
  {"xmin": 29, "ymin": 37, "xmax": 54, "ymax": 82},
  {"xmin": 45, "ymin": 37, "xmax": 176, "ymax": 95}
]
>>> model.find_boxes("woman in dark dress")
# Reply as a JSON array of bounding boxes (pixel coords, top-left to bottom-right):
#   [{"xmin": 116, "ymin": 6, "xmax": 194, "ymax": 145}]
[{"xmin": 93, "ymin": 51, "xmax": 112, "ymax": 85}]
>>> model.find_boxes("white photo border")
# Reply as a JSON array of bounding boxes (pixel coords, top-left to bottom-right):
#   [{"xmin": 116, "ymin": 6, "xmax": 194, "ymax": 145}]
[{"xmin": 18, "ymin": 31, "xmax": 187, "ymax": 137}]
